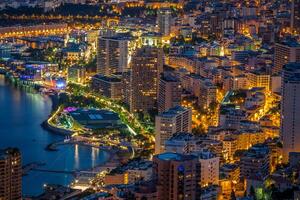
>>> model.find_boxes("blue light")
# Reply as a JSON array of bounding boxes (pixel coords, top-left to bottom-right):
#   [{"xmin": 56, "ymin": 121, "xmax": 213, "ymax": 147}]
[
  {"xmin": 55, "ymin": 78, "xmax": 66, "ymax": 89},
  {"xmin": 178, "ymin": 165, "xmax": 185, "ymax": 172},
  {"xmin": 20, "ymin": 75, "xmax": 33, "ymax": 80}
]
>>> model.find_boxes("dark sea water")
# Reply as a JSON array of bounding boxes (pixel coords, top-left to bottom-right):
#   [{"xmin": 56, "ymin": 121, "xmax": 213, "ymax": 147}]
[{"xmin": 0, "ymin": 75, "xmax": 109, "ymax": 196}]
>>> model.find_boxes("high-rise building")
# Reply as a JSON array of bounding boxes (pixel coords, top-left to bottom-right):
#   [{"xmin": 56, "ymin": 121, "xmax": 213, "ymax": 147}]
[
  {"xmin": 291, "ymin": 0, "xmax": 300, "ymax": 33},
  {"xmin": 91, "ymin": 74, "xmax": 123, "ymax": 101},
  {"xmin": 157, "ymin": 8, "xmax": 172, "ymax": 36},
  {"xmin": 153, "ymin": 152, "xmax": 200, "ymax": 200},
  {"xmin": 280, "ymin": 63, "xmax": 300, "ymax": 162},
  {"xmin": 155, "ymin": 106, "xmax": 192, "ymax": 154},
  {"xmin": 130, "ymin": 47, "xmax": 163, "ymax": 113},
  {"xmin": 197, "ymin": 150, "xmax": 220, "ymax": 187},
  {"xmin": 0, "ymin": 148, "xmax": 22, "ymax": 200},
  {"xmin": 97, "ymin": 34, "xmax": 134, "ymax": 75},
  {"xmin": 273, "ymin": 41, "xmax": 300, "ymax": 75},
  {"xmin": 158, "ymin": 73, "xmax": 182, "ymax": 113}
]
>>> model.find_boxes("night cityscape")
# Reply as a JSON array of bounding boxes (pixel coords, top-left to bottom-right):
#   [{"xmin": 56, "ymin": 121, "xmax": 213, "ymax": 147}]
[{"xmin": 0, "ymin": 0, "xmax": 299, "ymax": 199}]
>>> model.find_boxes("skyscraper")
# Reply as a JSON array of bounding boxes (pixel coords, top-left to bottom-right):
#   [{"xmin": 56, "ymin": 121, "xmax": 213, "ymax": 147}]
[
  {"xmin": 280, "ymin": 63, "xmax": 300, "ymax": 162},
  {"xmin": 155, "ymin": 106, "xmax": 192, "ymax": 154},
  {"xmin": 97, "ymin": 34, "xmax": 133, "ymax": 75},
  {"xmin": 157, "ymin": 8, "xmax": 172, "ymax": 36},
  {"xmin": 291, "ymin": 0, "xmax": 300, "ymax": 33},
  {"xmin": 158, "ymin": 73, "xmax": 182, "ymax": 113},
  {"xmin": 0, "ymin": 148, "xmax": 22, "ymax": 200},
  {"xmin": 153, "ymin": 152, "xmax": 200, "ymax": 200},
  {"xmin": 273, "ymin": 41, "xmax": 300, "ymax": 75},
  {"xmin": 130, "ymin": 47, "xmax": 163, "ymax": 113}
]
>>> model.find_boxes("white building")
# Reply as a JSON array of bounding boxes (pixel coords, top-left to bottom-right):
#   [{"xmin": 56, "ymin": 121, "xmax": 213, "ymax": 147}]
[
  {"xmin": 97, "ymin": 34, "xmax": 135, "ymax": 75},
  {"xmin": 157, "ymin": 8, "xmax": 172, "ymax": 36},
  {"xmin": 155, "ymin": 106, "xmax": 192, "ymax": 154},
  {"xmin": 247, "ymin": 71, "xmax": 271, "ymax": 91},
  {"xmin": 196, "ymin": 150, "xmax": 220, "ymax": 187},
  {"xmin": 223, "ymin": 75, "xmax": 249, "ymax": 92},
  {"xmin": 164, "ymin": 132, "xmax": 199, "ymax": 154},
  {"xmin": 281, "ymin": 63, "xmax": 300, "ymax": 162}
]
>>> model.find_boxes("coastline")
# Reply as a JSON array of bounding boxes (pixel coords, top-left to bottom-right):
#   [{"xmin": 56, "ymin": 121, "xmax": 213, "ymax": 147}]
[
  {"xmin": 41, "ymin": 120, "xmax": 74, "ymax": 136},
  {"xmin": 1, "ymin": 74, "xmax": 116, "ymax": 193}
]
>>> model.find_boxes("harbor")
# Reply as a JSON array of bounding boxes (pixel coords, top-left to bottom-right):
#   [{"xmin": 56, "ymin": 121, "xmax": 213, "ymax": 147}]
[{"xmin": 0, "ymin": 74, "xmax": 110, "ymax": 196}]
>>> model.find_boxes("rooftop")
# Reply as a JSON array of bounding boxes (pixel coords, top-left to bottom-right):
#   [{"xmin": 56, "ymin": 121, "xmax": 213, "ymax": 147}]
[
  {"xmin": 243, "ymin": 144, "xmax": 269, "ymax": 158},
  {"xmin": 69, "ymin": 108, "xmax": 120, "ymax": 122},
  {"xmin": 195, "ymin": 150, "xmax": 217, "ymax": 160},
  {"xmin": 158, "ymin": 106, "xmax": 190, "ymax": 118},
  {"xmin": 283, "ymin": 63, "xmax": 300, "ymax": 81},
  {"xmin": 277, "ymin": 39, "xmax": 300, "ymax": 48},
  {"xmin": 100, "ymin": 33, "xmax": 133, "ymax": 41},
  {"xmin": 161, "ymin": 73, "xmax": 179, "ymax": 82},
  {"xmin": 221, "ymin": 163, "xmax": 239, "ymax": 171},
  {"xmin": 109, "ymin": 159, "xmax": 153, "ymax": 174},
  {"xmin": 167, "ymin": 132, "xmax": 195, "ymax": 142},
  {"xmin": 0, "ymin": 148, "xmax": 20, "ymax": 160},
  {"xmin": 156, "ymin": 152, "xmax": 196, "ymax": 161},
  {"xmin": 92, "ymin": 74, "xmax": 122, "ymax": 83}
]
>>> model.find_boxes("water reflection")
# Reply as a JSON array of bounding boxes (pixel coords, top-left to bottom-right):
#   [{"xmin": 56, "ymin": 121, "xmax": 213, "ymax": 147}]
[
  {"xmin": 0, "ymin": 75, "xmax": 109, "ymax": 196},
  {"xmin": 74, "ymin": 144, "xmax": 79, "ymax": 169},
  {"xmin": 92, "ymin": 147, "xmax": 99, "ymax": 167}
]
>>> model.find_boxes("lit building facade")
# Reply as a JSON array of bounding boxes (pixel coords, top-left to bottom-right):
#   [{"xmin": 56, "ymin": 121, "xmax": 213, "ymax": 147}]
[
  {"xmin": 197, "ymin": 151, "xmax": 220, "ymax": 187},
  {"xmin": 157, "ymin": 8, "xmax": 172, "ymax": 36},
  {"xmin": 0, "ymin": 148, "xmax": 22, "ymax": 200},
  {"xmin": 153, "ymin": 152, "xmax": 200, "ymax": 200},
  {"xmin": 198, "ymin": 78, "xmax": 217, "ymax": 109},
  {"xmin": 155, "ymin": 106, "xmax": 192, "ymax": 154},
  {"xmin": 291, "ymin": 0, "xmax": 300, "ymax": 33},
  {"xmin": 164, "ymin": 132, "xmax": 198, "ymax": 154},
  {"xmin": 158, "ymin": 73, "xmax": 182, "ymax": 113},
  {"xmin": 67, "ymin": 65, "xmax": 86, "ymax": 84},
  {"xmin": 130, "ymin": 47, "xmax": 163, "ymax": 113},
  {"xmin": 91, "ymin": 74, "xmax": 123, "ymax": 101},
  {"xmin": 273, "ymin": 42, "xmax": 300, "ymax": 75},
  {"xmin": 280, "ymin": 63, "xmax": 300, "ymax": 162},
  {"xmin": 97, "ymin": 35, "xmax": 134, "ymax": 75},
  {"xmin": 247, "ymin": 71, "xmax": 270, "ymax": 91}
]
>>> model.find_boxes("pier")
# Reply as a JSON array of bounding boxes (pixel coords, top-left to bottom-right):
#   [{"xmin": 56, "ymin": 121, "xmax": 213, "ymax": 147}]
[
  {"xmin": 31, "ymin": 168, "xmax": 76, "ymax": 175},
  {"xmin": 22, "ymin": 162, "xmax": 46, "ymax": 175}
]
